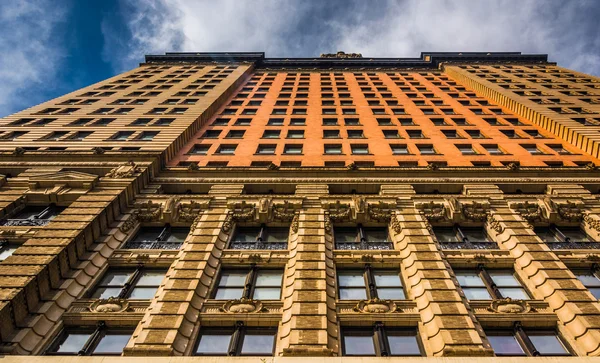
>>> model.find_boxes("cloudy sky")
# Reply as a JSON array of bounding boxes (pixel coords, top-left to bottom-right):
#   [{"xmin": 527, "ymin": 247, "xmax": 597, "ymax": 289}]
[{"xmin": 1, "ymin": 0, "xmax": 599, "ymax": 117}]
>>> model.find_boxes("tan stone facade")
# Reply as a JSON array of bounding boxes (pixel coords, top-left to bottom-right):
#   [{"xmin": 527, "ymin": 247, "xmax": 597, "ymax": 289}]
[{"xmin": 0, "ymin": 52, "xmax": 600, "ymax": 360}]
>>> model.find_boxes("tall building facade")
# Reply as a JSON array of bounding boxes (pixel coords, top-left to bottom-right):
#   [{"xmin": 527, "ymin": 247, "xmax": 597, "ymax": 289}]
[{"xmin": 0, "ymin": 51, "xmax": 599, "ymax": 361}]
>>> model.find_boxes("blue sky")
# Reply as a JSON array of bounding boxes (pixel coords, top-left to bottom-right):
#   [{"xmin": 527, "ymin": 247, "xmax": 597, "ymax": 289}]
[{"xmin": 1, "ymin": 0, "xmax": 600, "ymax": 117}]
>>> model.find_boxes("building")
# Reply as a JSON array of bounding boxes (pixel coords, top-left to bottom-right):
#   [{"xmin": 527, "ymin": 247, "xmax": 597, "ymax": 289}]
[{"xmin": 0, "ymin": 51, "xmax": 599, "ymax": 361}]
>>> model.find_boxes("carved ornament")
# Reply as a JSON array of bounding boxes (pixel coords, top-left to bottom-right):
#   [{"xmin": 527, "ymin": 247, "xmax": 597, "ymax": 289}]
[
  {"xmin": 228, "ymin": 201, "xmax": 255, "ymax": 221},
  {"xmin": 89, "ymin": 298, "xmax": 130, "ymax": 313},
  {"xmin": 486, "ymin": 214, "xmax": 504, "ymax": 234},
  {"xmin": 550, "ymin": 200, "xmax": 584, "ymax": 222},
  {"xmin": 461, "ymin": 201, "xmax": 490, "ymax": 222},
  {"xmin": 105, "ymin": 161, "xmax": 141, "ymax": 179},
  {"xmin": 272, "ymin": 201, "xmax": 301, "ymax": 221},
  {"xmin": 222, "ymin": 212, "xmax": 234, "ymax": 233},
  {"xmin": 320, "ymin": 51, "xmax": 362, "ymax": 58},
  {"xmin": 510, "ymin": 201, "xmax": 543, "ymax": 222},
  {"xmin": 353, "ymin": 299, "xmax": 398, "ymax": 313},
  {"xmin": 353, "ymin": 196, "xmax": 366, "ymax": 214},
  {"xmin": 584, "ymin": 214, "xmax": 600, "ymax": 232},
  {"xmin": 390, "ymin": 213, "xmax": 402, "ymax": 234},
  {"xmin": 324, "ymin": 214, "xmax": 332, "ymax": 233},
  {"xmin": 487, "ymin": 298, "xmax": 531, "ymax": 314},
  {"xmin": 176, "ymin": 200, "xmax": 208, "ymax": 222},
  {"xmin": 505, "ymin": 162, "xmax": 519, "ymax": 171},
  {"xmin": 291, "ymin": 213, "xmax": 300, "ymax": 233},
  {"xmin": 366, "ymin": 201, "xmax": 394, "ymax": 222},
  {"xmin": 133, "ymin": 200, "xmax": 162, "ymax": 222},
  {"xmin": 219, "ymin": 298, "xmax": 266, "ymax": 313},
  {"xmin": 324, "ymin": 201, "xmax": 352, "ymax": 222},
  {"xmin": 119, "ymin": 212, "xmax": 139, "ymax": 233},
  {"xmin": 415, "ymin": 201, "xmax": 446, "ymax": 221}
]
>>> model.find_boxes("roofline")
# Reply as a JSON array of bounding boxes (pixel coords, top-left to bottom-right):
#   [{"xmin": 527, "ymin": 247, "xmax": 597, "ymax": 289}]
[{"xmin": 142, "ymin": 51, "xmax": 551, "ymax": 68}]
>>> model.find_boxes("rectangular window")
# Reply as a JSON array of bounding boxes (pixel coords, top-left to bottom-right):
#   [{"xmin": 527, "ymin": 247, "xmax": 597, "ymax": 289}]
[
  {"xmin": 68, "ymin": 131, "xmax": 93, "ymax": 141},
  {"xmin": 417, "ymin": 144, "xmax": 436, "ymax": 154},
  {"xmin": 483, "ymin": 144, "xmax": 504, "ymax": 155},
  {"xmin": 136, "ymin": 131, "xmax": 159, "ymax": 141},
  {"xmin": 454, "ymin": 268, "xmax": 530, "ymax": 300},
  {"xmin": 262, "ymin": 130, "xmax": 280, "ymax": 139},
  {"xmin": 110, "ymin": 131, "xmax": 134, "ymax": 141},
  {"xmin": 195, "ymin": 326, "xmax": 276, "ymax": 356},
  {"xmin": 323, "ymin": 130, "xmax": 340, "ymax": 139},
  {"xmin": 229, "ymin": 225, "xmax": 288, "ymax": 250},
  {"xmin": 214, "ymin": 268, "xmax": 283, "ymax": 300},
  {"xmin": 347, "ymin": 130, "xmax": 364, "ymax": 139},
  {"xmin": 456, "ymin": 144, "xmax": 477, "ymax": 155},
  {"xmin": 351, "ymin": 144, "xmax": 369, "ymax": 154},
  {"xmin": 341, "ymin": 326, "xmax": 421, "ymax": 356},
  {"xmin": 90, "ymin": 268, "xmax": 166, "ymax": 299},
  {"xmin": 225, "ymin": 130, "xmax": 245, "ymax": 138},
  {"xmin": 256, "ymin": 144, "xmax": 276, "ymax": 154},
  {"xmin": 383, "ymin": 130, "xmax": 400, "ymax": 138},
  {"xmin": 189, "ymin": 144, "xmax": 210, "ymax": 155},
  {"xmin": 487, "ymin": 330, "xmax": 570, "ymax": 356},
  {"xmin": 203, "ymin": 130, "xmax": 221, "ymax": 138},
  {"xmin": 124, "ymin": 225, "xmax": 189, "ymax": 250},
  {"xmin": 390, "ymin": 144, "xmax": 409, "ymax": 155},
  {"xmin": 324, "ymin": 144, "xmax": 343, "ymax": 154},
  {"xmin": 216, "ymin": 144, "xmax": 237, "ymax": 154},
  {"xmin": 286, "ymin": 130, "xmax": 304, "ymax": 139},
  {"xmin": 46, "ymin": 329, "xmax": 133, "ymax": 356},
  {"xmin": 283, "ymin": 144, "xmax": 302, "ymax": 154}
]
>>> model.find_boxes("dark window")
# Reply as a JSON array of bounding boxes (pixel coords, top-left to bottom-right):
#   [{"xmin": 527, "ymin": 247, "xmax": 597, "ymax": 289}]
[
  {"xmin": 195, "ymin": 325, "xmax": 276, "ymax": 356},
  {"xmin": 535, "ymin": 225, "xmax": 592, "ymax": 245},
  {"xmin": 341, "ymin": 325, "xmax": 421, "ymax": 356},
  {"xmin": 454, "ymin": 268, "xmax": 530, "ymax": 300},
  {"xmin": 110, "ymin": 131, "xmax": 133, "ymax": 141},
  {"xmin": 323, "ymin": 130, "xmax": 340, "ymax": 139},
  {"xmin": 283, "ymin": 144, "xmax": 302, "ymax": 154},
  {"xmin": 334, "ymin": 225, "xmax": 392, "ymax": 250},
  {"xmin": 351, "ymin": 144, "xmax": 369, "ymax": 154},
  {"xmin": 262, "ymin": 130, "xmax": 280, "ymax": 138},
  {"xmin": 286, "ymin": 130, "xmax": 304, "ymax": 139},
  {"xmin": 216, "ymin": 144, "xmax": 237, "ymax": 154},
  {"xmin": 136, "ymin": 131, "xmax": 159, "ymax": 141},
  {"xmin": 46, "ymin": 328, "xmax": 133, "ymax": 356},
  {"xmin": 190, "ymin": 144, "xmax": 210, "ymax": 155},
  {"xmin": 124, "ymin": 225, "xmax": 189, "ymax": 249},
  {"xmin": 1, "ymin": 205, "xmax": 64, "ymax": 227},
  {"xmin": 337, "ymin": 266, "xmax": 405, "ymax": 300},
  {"xmin": 229, "ymin": 225, "xmax": 288, "ymax": 250},
  {"xmin": 324, "ymin": 144, "xmax": 343, "ymax": 154},
  {"xmin": 214, "ymin": 268, "xmax": 283, "ymax": 300},
  {"xmin": 256, "ymin": 144, "xmax": 276, "ymax": 154},
  {"xmin": 90, "ymin": 267, "xmax": 166, "ymax": 299},
  {"xmin": 487, "ymin": 329, "xmax": 570, "ymax": 356}
]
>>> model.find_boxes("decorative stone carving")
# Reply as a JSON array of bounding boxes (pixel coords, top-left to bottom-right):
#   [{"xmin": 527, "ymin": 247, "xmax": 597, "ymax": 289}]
[
  {"xmin": 415, "ymin": 201, "xmax": 446, "ymax": 221},
  {"xmin": 133, "ymin": 200, "xmax": 162, "ymax": 222},
  {"xmin": 487, "ymin": 298, "xmax": 531, "ymax": 314},
  {"xmin": 353, "ymin": 299, "xmax": 398, "ymax": 313},
  {"xmin": 324, "ymin": 214, "xmax": 332, "ymax": 233},
  {"xmin": 426, "ymin": 163, "xmax": 438, "ymax": 171},
  {"xmin": 585, "ymin": 162, "xmax": 597, "ymax": 171},
  {"xmin": 92, "ymin": 147, "xmax": 105, "ymax": 155},
  {"xmin": 353, "ymin": 196, "xmax": 366, "ymax": 214},
  {"xmin": 291, "ymin": 213, "xmax": 299, "ymax": 233},
  {"xmin": 176, "ymin": 200, "xmax": 207, "ymax": 222},
  {"xmin": 550, "ymin": 200, "xmax": 584, "ymax": 222},
  {"xmin": 119, "ymin": 212, "xmax": 139, "ymax": 233},
  {"xmin": 391, "ymin": 213, "xmax": 402, "ymax": 234},
  {"xmin": 13, "ymin": 147, "xmax": 25, "ymax": 156},
  {"xmin": 320, "ymin": 51, "xmax": 362, "ymax": 58},
  {"xmin": 105, "ymin": 161, "xmax": 141, "ymax": 179},
  {"xmin": 272, "ymin": 201, "xmax": 298, "ymax": 221},
  {"xmin": 366, "ymin": 201, "xmax": 394, "ymax": 222},
  {"xmin": 486, "ymin": 214, "xmax": 504, "ymax": 234},
  {"xmin": 89, "ymin": 298, "xmax": 130, "ymax": 313},
  {"xmin": 584, "ymin": 214, "xmax": 600, "ymax": 232},
  {"xmin": 505, "ymin": 162, "xmax": 519, "ymax": 171},
  {"xmin": 219, "ymin": 298, "xmax": 266, "ymax": 313},
  {"xmin": 346, "ymin": 162, "xmax": 357, "ymax": 170},
  {"xmin": 461, "ymin": 201, "xmax": 490, "ymax": 221},
  {"xmin": 510, "ymin": 201, "xmax": 543, "ymax": 222},
  {"xmin": 267, "ymin": 162, "xmax": 279, "ymax": 170},
  {"xmin": 222, "ymin": 212, "xmax": 234, "ymax": 233},
  {"xmin": 325, "ymin": 201, "xmax": 352, "ymax": 222},
  {"xmin": 229, "ymin": 201, "xmax": 255, "ymax": 221}
]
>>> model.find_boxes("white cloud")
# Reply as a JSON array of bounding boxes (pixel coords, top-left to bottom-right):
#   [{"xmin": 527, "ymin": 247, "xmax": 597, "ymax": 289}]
[
  {"xmin": 0, "ymin": 1, "xmax": 68, "ymax": 117},
  {"xmin": 108, "ymin": 0, "xmax": 600, "ymax": 77}
]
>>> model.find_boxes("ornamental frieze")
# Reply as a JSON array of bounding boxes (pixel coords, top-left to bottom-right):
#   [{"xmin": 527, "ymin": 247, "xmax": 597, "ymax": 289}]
[
  {"xmin": 353, "ymin": 299, "xmax": 398, "ymax": 314},
  {"xmin": 227, "ymin": 201, "xmax": 256, "ymax": 221},
  {"xmin": 89, "ymin": 298, "xmax": 130, "ymax": 313},
  {"xmin": 460, "ymin": 200, "xmax": 491, "ymax": 222},
  {"xmin": 509, "ymin": 201, "xmax": 543, "ymax": 223},
  {"xmin": 133, "ymin": 200, "xmax": 162, "ymax": 222},
  {"xmin": 119, "ymin": 212, "xmax": 139, "ymax": 233},
  {"xmin": 272, "ymin": 200, "xmax": 302, "ymax": 222},
  {"xmin": 548, "ymin": 199, "xmax": 584, "ymax": 222},
  {"xmin": 105, "ymin": 161, "xmax": 141, "ymax": 179},
  {"xmin": 323, "ymin": 201, "xmax": 352, "ymax": 222},
  {"xmin": 366, "ymin": 201, "xmax": 395, "ymax": 223},
  {"xmin": 176, "ymin": 199, "xmax": 209, "ymax": 222},
  {"xmin": 487, "ymin": 298, "xmax": 532, "ymax": 314},
  {"xmin": 583, "ymin": 213, "xmax": 600, "ymax": 233},
  {"xmin": 486, "ymin": 214, "xmax": 504, "ymax": 234},
  {"xmin": 415, "ymin": 201, "xmax": 446, "ymax": 221},
  {"xmin": 219, "ymin": 298, "xmax": 267, "ymax": 313}
]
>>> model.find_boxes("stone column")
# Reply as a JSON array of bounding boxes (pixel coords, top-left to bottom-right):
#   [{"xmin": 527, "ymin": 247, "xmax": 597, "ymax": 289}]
[
  {"xmin": 279, "ymin": 184, "xmax": 336, "ymax": 356},
  {"xmin": 392, "ymin": 196, "xmax": 492, "ymax": 356}
]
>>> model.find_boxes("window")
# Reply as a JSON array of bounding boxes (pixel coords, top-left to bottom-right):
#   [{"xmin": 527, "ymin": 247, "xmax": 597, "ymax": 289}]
[
  {"xmin": 500, "ymin": 129, "xmax": 521, "ymax": 138},
  {"xmin": 195, "ymin": 325, "xmax": 276, "ymax": 356},
  {"xmin": 229, "ymin": 225, "xmax": 288, "ymax": 249},
  {"xmin": 0, "ymin": 205, "xmax": 64, "ymax": 227},
  {"xmin": 344, "ymin": 118, "xmax": 360, "ymax": 126},
  {"xmin": 341, "ymin": 325, "xmax": 421, "ymax": 356},
  {"xmin": 417, "ymin": 144, "xmax": 437, "ymax": 154},
  {"xmin": 521, "ymin": 144, "xmax": 544, "ymax": 155},
  {"xmin": 124, "ymin": 225, "xmax": 189, "ymax": 249},
  {"xmin": 454, "ymin": 268, "xmax": 530, "ymax": 300},
  {"xmin": 0, "ymin": 131, "xmax": 28, "ymax": 140},
  {"xmin": 0, "ymin": 241, "xmax": 17, "ymax": 261},
  {"xmin": 130, "ymin": 118, "xmax": 152, "ymax": 126},
  {"xmin": 323, "ymin": 130, "xmax": 340, "ymax": 138},
  {"xmin": 323, "ymin": 118, "xmax": 338, "ymax": 126},
  {"xmin": 376, "ymin": 118, "xmax": 393, "ymax": 126},
  {"xmin": 574, "ymin": 268, "xmax": 600, "ymax": 299},
  {"xmin": 189, "ymin": 144, "xmax": 210, "ymax": 155},
  {"xmin": 91, "ymin": 268, "xmax": 166, "ymax": 299},
  {"xmin": 216, "ymin": 144, "xmax": 237, "ymax": 154},
  {"xmin": 390, "ymin": 144, "xmax": 409, "ymax": 155},
  {"xmin": 256, "ymin": 144, "xmax": 276, "ymax": 154},
  {"xmin": 442, "ymin": 130, "xmax": 461, "ymax": 138},
  {"xmin": 547, "ymin": 144, "xmax": 571, "ymax": 154},
  {"xmin": 383, "ymin": 130, "xmax": 400, "ymax": 139},
  {"xmin": 220, "ymin": 130, "xmax": 243, "ymax": 139},
  {"xmin": 42, "ymin": 131, "xmax": 69, "ymax": 141},
  {"xmin": 110, "ymin": 131, "xmax": 134, "ymax": 141},
  {"xmin": 465, "ymin": 130, "xmax": 484, "ymax": 138},
  {"xmin": 483, "ymin": 144, "xmax": 504, "ymax": 155},
  {"xmin": 286, "ymin": 130, "xmax": 304, "ymax": 139},
  {"xmin": 456, "ymin": 144, "xmax": 477, "ymax": 155},
  {"xmin": 283, "ymin": 144, "xmax": 302, "ymax": 154},
  {"xmin": 535, "ymin": 225, "xmax": 592, "ymax": 246},
  {"xmin": 136, "ymin": 131, "xmax": 159, "ymax": 141},
  {"xmin": 68, "ymin": 131, "xmax": 93, "ymax": 141},
  {"xmin": 289, "ymin": 118, "xmax": 306, "ymax": 126},
  {"xmin": 203, "ymin": 130, "xmax": 221, "ymax": 138},
  {"xmin": 234, "ymin": 118, "xmax": 251, "ymax": 126},
  {"xmin": 334, "ymin": 225, "xmax": 392, "ymax": 250},
  {"xmin": 338, "ymin": 266, "xmax": 404, "ymax": 300},
  {"xmin": 407, "ymin": 130, "xmax": 424, "ymax": 138},
  {"xmin": 347, "ymin": 130, "xmax": 364, "ymax": 139},
  {"xmin": 324, "ymin": 144, "xmax": 343, "ymax": 155},
  {"xmin": 46, "ymin": 329, "xmax": 132, "ymax": 356},
  {"xmin": 214, "ymin": 268, "xmax": 283, "ymax": 300},
  {"xmin": 487, "ymin": 329, "xmax": 570, "ymax": 356},
  {"xmin": 351, "ymin": 144, "xmax": 369, "ymax": 154}
]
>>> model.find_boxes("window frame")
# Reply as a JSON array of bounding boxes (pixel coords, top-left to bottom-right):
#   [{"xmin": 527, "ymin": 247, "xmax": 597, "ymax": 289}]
[{"xmin": 341, "ymin": 324, "xmax": 422, "ymax": 357}]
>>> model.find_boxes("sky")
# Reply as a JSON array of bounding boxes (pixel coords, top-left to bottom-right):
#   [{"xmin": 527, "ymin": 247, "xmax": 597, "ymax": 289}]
[{"xmin": 1, "ymin": 0, "xmax": 600, "ymax": 117}]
